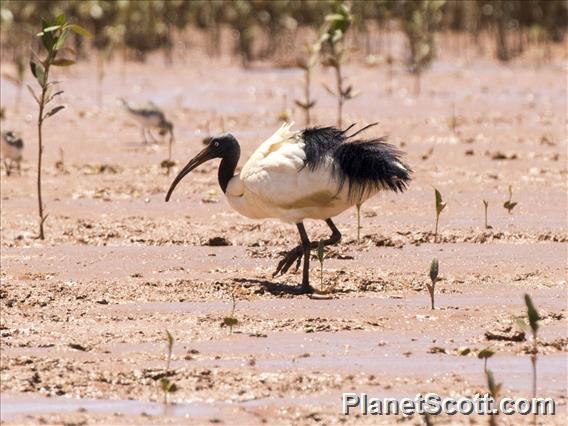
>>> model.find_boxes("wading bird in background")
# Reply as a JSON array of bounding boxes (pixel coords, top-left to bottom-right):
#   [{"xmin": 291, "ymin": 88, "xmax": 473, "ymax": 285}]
[
  {"xmin": 120, "ymin": 98, "xmax": 174, "ymax": 147},
  {"xmin": 1, "ymin": 130, "xmax": 24, "ymax": 176},
  {"xmin": 166, "ymin": 123, "xmax": 411, "ymax": 294}
]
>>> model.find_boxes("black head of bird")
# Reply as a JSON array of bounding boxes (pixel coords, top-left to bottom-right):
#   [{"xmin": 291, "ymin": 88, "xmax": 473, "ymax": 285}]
[{"xmin": 166, "ymin": 133, "xmax": 240, "ymax": 201}]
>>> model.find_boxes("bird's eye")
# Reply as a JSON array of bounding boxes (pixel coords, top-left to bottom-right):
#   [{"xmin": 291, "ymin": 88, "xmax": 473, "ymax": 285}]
[{"xmin": 214, "ymin": 141, "xmax": 220, "ymax": 148}]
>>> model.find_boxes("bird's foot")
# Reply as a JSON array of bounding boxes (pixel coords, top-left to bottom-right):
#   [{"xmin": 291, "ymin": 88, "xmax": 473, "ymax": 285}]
[{"xmin": 273, "ymin": 245, "xmax": 303, "ymax": 277}]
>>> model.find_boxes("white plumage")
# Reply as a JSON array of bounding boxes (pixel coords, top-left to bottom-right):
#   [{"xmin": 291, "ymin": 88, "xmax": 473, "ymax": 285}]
[{"xmin": 226, "ymin": 123, "xmax": 352, "ymax": 223}]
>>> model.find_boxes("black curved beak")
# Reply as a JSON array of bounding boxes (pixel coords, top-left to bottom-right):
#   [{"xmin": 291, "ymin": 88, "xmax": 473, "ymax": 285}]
[{"xmin": 165, "ymin": 145, "xmax": 214, "ymax": 202}]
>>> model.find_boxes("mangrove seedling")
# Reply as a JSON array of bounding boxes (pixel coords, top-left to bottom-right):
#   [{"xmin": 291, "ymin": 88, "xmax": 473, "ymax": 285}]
[
  {"xmin": 524, "ymin": 294, "xmax": 540, "ymax": 410},
  {"xmin": 400, "ymin": 0, "xmax": 445, "ymax": 96},
  {"xmin": 317, "ymin": 1, "xmax": 356, "ymax": 128},
  {"xmin": 29, "ymin": 15, "xmax": 91, "ymax": 239},
  {"xmin": 222, "ymin": 291, "xmax": 239, "ymax": 334},
  {"xmin": 295, "ymin": 44, "xmax": 317, "ymax": 126},
  {"xmin": 426, "ymin": 258, "xmax": 439, "ymax": 310},
  {"xmin": 503, "ymin": 185, "xmax": 517, "ymax": 214},
  {"xmin": 434, "ymin": 187, "xmax": 446, "ymax": 240},
  {"xmin": 478, "ymin": 347, "xmax": 495, "ymax": 372},
  {"xmin": 483, "ymin": 200, "xmax": 492, "ymax": 229},
  {"xmin": 485, "ymin": 369, "xmax": 502, "ymax": 426},
  {"xmin": 159, "ymin": 329, "xmax": 178, "ymax": 405},
  {"xmin": 317, "ymin": 238, "xmax": 326, "ymax": 290}
]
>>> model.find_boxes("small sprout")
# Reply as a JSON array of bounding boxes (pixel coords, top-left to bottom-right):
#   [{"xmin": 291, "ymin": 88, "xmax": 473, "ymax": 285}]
[
  {"xmin": 478, "ymin": 347, "xmax": 495, "ymax": 372},
  {"xmin": 165, "ymin": 329, "xmax": 174, "ymax": 371},
  {"xmin": 222, "ymin": 291, "xmax": 239, "ymax": 334},
  {"xmin": 503, "ymin": 185, "xmax": 517, "ymax": 214},
  {"xmin": 449, "ymin": 102, "xmax": 457, "ymax": 134},
  {"xmin": 160, "ymin": 329, "xmax": 178, "ymax": 405},
  {"xmin": 524, "ymin": 294, "xmax": 540, "ymax": 336},
  {"xmin": 317, "ymin": 238, "xmax": 325, "ymax": 289},
  {"xmin": 159, "ymin": 378, "xmax": 178, "ymax": 404},
  {"xmin": 524, "ymin": 293, "xmax": 540, "ymax": 407},
  {"xmin": 485, "ymin": 369, "xmax": 502, "ymax": 426},
  {"xmin": 483, "ymin": 200, "xmax": 492, "ymax": 229},
  {"xmin": 426, "ymin": 258, "xmax": 439, "ymax": 310},
  {"xmin": 434, "ymin": 188, "xmax": 446, "ymax": 240}
]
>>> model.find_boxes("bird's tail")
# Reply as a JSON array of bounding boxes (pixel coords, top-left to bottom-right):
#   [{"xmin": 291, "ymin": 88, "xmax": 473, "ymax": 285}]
[{"xmin": 333, "ymin": 134, "xmax": 412, "ymax": 203}]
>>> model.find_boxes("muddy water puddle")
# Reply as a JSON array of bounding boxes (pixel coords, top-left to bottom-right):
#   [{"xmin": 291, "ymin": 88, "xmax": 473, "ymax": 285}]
[{"xmin": 0, "ymin": 395, "xmax": 223, "ymax": 422}]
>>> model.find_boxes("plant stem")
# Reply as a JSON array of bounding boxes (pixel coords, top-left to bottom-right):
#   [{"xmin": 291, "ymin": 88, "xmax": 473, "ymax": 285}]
[
  {"xmin": 37, "ymin": 58, "xmax": 52, "ymax": 240},
  {"xmin": 484, "ymin": 204, "xmax": 488, "ymax": 229},
  {"xmin": 429, "ymin": 288, "xmax": 435, "ymax": 310},
  {"xmin": 434, "ymin": 214, "xmax": 439, "ymax": 241},
  {"xmin": 531, "ymin": 334, "xmax": 537, "ymax": 426}
]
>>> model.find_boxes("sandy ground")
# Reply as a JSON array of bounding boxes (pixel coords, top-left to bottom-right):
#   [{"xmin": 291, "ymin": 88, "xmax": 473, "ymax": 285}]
[{"xmin": 0, "ymin": 45, "xmax": 567, "ymax": 425}]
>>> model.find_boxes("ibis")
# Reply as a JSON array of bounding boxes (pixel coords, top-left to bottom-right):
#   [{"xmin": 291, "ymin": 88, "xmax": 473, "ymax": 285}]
[
  {"xmin": 120, "ymin": 98, "xmax": 174, "ymax": 147},
  {"xmin": 166, "ymin": 123, "xmax": 411, "ymax": 294},
  {"xmin": 1, "ymin": 130, "xmax": 24, "ymax": 176}
]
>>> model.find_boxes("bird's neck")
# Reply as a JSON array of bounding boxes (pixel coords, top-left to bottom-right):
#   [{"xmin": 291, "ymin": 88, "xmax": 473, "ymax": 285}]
[{"xmin": 218, "ymin": 144, "xmax": 240, "ymax": 193}]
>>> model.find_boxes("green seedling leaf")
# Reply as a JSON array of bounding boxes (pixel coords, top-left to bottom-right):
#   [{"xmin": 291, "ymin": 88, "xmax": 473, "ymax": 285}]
[
  {"xmin": 30, "ymin": 61, "xmax": 45, "ymax": 86},
  {"xmin": 53, "ymin": 29, "xmax": 71, "ymax": 51},
  {"xmin": 294, "ymin": 100, "xmax": 316, "ymax": 110},
  {"xmin": 429, "ymin": 258, "xmax": 439, "ymax": 284},
  {"xmin": 27, "ymin": 84, "xmax": 40, "ymax": 104},
  {"xmin": 37, "ymin": 25, "xmax": 62, "ymax": 35},
  {"xmin": 166, "ymin": 329, "xmax": 174, "ymax": 350},
  {"xmin": 322, "ymin": 83, "xmax": 337, "ymax": 97},
  {"xmin": 67, "ymin": 24, "xmax": 93, "ymax": 38},
  {"xmin": 434, "ymin": 188, "xmax": 446, "ymax": 215},
  {"xmin": 159, "ymin": 378, "xmax": 178, "ymax": 393},
  {"xmin": 46, "ymin": 90, "xmax": 64, "ymax": 104},
  {"xmin": 524, "ymin": 294, "xmax": 540, "ymax": 334},
  {"xmin": 317, "ymin": 238, "xmax": 325, "ymax": 264},
  {"xmin": 52, "ymin": 58, "xmax": 75, "ymax": 66},
  {"xmin": 55, "ymin": 13, "xmax": 66, "ymax": 26},
  {"xmin": 223, "ymin": 317, "xmax": 239, "ymax": 327},
  {"xmin": 478, "ymin": 347, "xmax": 495, "ymax": 360},
  {"xmin": 325, "ymin": 13, "xmax": 346, "ymax": 22},
  {"xmin": 44, "ymin": 105, "xmax": 65, "ymax": 119},
  {"xmin": 503, "ymin": 200, "xmax": 517, "ymax": 213}
]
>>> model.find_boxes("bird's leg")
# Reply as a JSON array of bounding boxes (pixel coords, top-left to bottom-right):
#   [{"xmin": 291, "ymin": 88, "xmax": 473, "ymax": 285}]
[
  {"xmin": 4, "ymin": 159, "xmax": 11, "ymax": 176},
  {"xmin": 297, "ymin": 222, "xmax": 314, "ymax": 294},
  {"xmin": 148, "ymin": 129, "xmax": 158, "ymax": 144},
  {"xmin": 16, "ymin": 159, "xmax": 21, "ymax": 176},
  {"xmin": 141, "ymin": 127, "xmax": 148, "ymax": 144},
  {"xmin": 274, "ymin": 218, "xmax": 342, "ymax": 277}
]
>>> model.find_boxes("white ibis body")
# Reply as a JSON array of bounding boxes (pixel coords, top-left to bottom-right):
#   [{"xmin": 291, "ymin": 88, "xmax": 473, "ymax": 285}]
[
  {"xmin": 1, "ymin": 131, "xmax": 24, "ymax": 176},
  {"xmin": 166, "ymin": 123, "xmax": 411, "ymax": 294}
]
